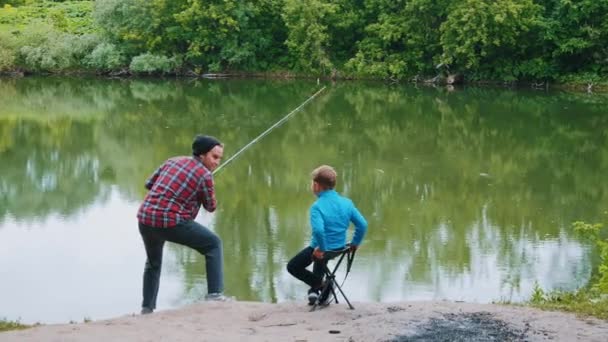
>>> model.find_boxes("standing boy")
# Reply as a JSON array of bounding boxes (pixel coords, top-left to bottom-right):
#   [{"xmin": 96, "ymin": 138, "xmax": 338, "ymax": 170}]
[{"xmin": 287, "ymin": 165, "xmax": 368, "ymax": 305}]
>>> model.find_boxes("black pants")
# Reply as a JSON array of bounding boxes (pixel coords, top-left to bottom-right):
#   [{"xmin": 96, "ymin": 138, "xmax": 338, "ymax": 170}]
[
  {"xmin": 286, "ymin": 246, "xmax": 326, "ymax": 289},
  {"xmin": 139, "ymin": 221, "xmax": 224, "ymax": 310}
]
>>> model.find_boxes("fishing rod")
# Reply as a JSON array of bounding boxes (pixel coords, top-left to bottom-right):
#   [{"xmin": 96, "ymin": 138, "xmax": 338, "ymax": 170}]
[{"xmin": 212, "ymin": 86, "xmax": 326, "ymax": 176}]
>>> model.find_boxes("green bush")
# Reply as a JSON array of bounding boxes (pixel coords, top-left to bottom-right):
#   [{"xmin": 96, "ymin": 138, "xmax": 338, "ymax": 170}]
[
  {"xmin": 0, "ymin": 30, "xmax": 17, "ymax": 71},
  {"xmin": 17, "ymin": 22, "xmax": 70, "ymax": 71},
  {"xmin": 85, "ymin": 42, "xmax": 124, "ymax": 71},
  {"xmin": 129, "ymin": 53, "xmax": 175, "ymax": 74},
  {"xmin": 16, "ymin": 21, "xmax": 98, "ymax": 72},
  {"xmin": 71, "ymin": 33, "xmax": 100, "ymax": 64}
]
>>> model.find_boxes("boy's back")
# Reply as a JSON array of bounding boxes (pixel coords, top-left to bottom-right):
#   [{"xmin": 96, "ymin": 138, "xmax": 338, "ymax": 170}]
[{"xmin": 310, "ymin": 189, "xmax": 367, "ymax": 251}]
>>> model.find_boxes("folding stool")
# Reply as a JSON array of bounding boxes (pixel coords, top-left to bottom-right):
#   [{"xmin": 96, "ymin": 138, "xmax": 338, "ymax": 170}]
[{"xmin": 310, "ymin": 245, "xmax": 356, "ymax": 311}]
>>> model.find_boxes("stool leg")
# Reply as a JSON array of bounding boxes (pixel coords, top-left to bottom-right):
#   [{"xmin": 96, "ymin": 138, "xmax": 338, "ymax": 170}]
[
  {"xmin": 332, "ymin": 283, "xmax": 355, "ymax": 310},
  {"xmin": 329, "ymin": 279, "xmax": 339, "ymax": 304},
  {"xmin": 333, "ymin": 281, "xmax": 354, "ymax": 310}
]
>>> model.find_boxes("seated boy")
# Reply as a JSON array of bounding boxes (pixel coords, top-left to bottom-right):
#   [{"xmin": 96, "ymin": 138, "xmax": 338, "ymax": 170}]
[{"xmin": 287, "ymin": 165, "xmax": 368, "ymax": 305}]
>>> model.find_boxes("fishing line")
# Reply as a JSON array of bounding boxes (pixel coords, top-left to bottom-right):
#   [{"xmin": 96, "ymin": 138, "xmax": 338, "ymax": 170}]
[{"xmin": 213, "ymin": 86, "xmax": 326, "ymax": 175}]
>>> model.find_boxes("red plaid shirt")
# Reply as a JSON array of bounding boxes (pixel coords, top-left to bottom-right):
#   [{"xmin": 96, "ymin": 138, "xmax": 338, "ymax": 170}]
[{"xmin": 137, "ymin": 156, "xmax": 216, "ymax": 228}]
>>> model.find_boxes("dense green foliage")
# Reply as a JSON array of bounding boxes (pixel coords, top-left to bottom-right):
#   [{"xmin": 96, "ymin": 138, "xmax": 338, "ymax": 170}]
[{"xmin": 0, "ymin": 0, "xmax": 607, "ymax": 82}]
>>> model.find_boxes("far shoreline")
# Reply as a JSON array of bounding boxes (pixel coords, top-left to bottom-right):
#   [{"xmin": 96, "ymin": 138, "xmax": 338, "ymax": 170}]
[{"xmin": 1, "ymin": 71, "xmax": 607, "ymax": 94}]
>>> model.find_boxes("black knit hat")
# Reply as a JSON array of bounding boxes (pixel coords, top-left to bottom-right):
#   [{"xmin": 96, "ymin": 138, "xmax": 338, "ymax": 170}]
[{"xmin": 192, "ymin": 135, "xmax": 222, "ymax": 156}]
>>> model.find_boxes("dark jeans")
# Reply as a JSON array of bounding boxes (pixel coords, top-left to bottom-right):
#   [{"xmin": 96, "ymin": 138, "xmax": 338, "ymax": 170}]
[
  {"xmin": 139, "ymin": 220, "xmax": 224, "ymax": 310},
  {"xmin": 286, "ymin": 246, "xmax": 326, "ymax": 289}
]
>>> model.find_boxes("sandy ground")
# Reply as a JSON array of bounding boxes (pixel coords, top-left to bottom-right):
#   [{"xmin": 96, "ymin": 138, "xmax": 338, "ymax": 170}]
[{"xmin": 2, "ymin": 301, "xmax": 607, "ymax": 342}]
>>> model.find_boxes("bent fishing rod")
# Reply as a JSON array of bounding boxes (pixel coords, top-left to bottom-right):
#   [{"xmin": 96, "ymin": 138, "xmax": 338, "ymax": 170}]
[{"xmin": 212, "ymin": 86, "xmax": 326, "ymax": 176}]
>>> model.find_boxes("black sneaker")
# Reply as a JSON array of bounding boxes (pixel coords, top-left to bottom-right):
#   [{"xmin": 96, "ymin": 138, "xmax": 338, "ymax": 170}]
[
  {"xmin": 318, "ymin": 282, "xmax": 333, "ymax": 305},
  {"xmin": 307, "ymin": 288, "xmax": 319, "ymax": 305},
  {"xmin": 141, "ymin": 307, "xmax": 153, "ymax": 315}
]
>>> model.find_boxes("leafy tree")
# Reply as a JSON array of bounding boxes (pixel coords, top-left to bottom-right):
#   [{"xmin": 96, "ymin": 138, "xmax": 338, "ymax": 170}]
[
  {"xmin": 439, "ymin": 0, "xmax": 543, "ymax": 80},
  {"xmin": 173, "ymin": 0, "xmax": 286, "ymax": 71},
  {"xmin": 281, "ymin": 0, "xmax": 337, "ymax": 73},
  {"xmin": 322, "ymin": 0, "xmax": 365, "ymax": 67},
  {"xmin": 93, "ymin": 0, "xmax": 287, "ymax": 71},
  {"xmin": 93, "ymin": 0, "xmax": 159, "ymax": 55},
  {"xmin": 543, "ymin": 0, "xmax": 608, "ymax": 77},
  {"xmin": 348, "ymin": 0, "xmax": 453, "ymax": 78},
  {"xmin": 213, "ymin": 0, "xmax": 288, "ymax": 71}
]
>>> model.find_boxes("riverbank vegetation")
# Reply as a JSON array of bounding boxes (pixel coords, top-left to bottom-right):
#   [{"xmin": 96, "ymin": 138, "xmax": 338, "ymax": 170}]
[
  {"xmin": 528, "ymin": 219, "xmax": 608, "ymax": 319},
  {"xmin": 0, "ymin": 0, "xmax": 606, "ymax": 87},
  {"xmin": 0, "ymin": 319, "xmax": 28, "ymax": 332}
]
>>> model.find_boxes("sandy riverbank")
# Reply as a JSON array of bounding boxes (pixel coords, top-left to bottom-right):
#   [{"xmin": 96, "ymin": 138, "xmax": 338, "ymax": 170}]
[{"xmin": 2, "ymin": 300, "xmax": 607, "ymax": 341}]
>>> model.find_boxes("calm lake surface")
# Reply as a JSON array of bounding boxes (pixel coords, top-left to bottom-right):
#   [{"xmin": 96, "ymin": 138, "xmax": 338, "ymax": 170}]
[{"xmin": 1, "ymin": 77, "xmax": 606, "ymax": 323}]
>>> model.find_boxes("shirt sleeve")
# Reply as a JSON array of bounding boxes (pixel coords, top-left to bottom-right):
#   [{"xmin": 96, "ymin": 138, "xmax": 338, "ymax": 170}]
[
  {"xmin": 144, "ymin": 165, "xmax": 163, "ymax": 190},
  {"xmin": 199, "ymin": 172, "xmax": 217, "ymax": 212},
  {"xmin": 310, "ymin": 204, "xmax": 327, "ymax": 251},
  {"xmin": 350, "ymin": 202, "xmax": 368, "ymax": 246}
]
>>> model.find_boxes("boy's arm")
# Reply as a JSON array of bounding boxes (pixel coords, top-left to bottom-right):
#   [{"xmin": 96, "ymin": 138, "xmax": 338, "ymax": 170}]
[
  {"xmin": 310, "ymin": 205, "xmax": 327, "ymax": 251},
  {"xmin": 350, "ymin": 203, "xmax": 368, "ymax": 247}
]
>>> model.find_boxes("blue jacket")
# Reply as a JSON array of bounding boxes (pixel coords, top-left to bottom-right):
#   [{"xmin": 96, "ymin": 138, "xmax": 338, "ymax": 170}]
[{"xmin": 309, "ymin": 189, "xmax": 368, "ymax": 251}]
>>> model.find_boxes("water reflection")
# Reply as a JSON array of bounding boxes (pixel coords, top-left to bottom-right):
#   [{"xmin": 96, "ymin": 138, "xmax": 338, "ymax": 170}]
[{"xmin": 0, "ymin": 77, "xmax": 606, "ymax": 323}]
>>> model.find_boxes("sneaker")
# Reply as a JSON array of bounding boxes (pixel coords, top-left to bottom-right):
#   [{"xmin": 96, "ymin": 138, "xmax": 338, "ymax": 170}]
[
  {"xmin": 307, "ymin": 288, "xmax": 320, "ymax": 305},
  {"xmin": 205, "ymin": 292, "xmax": 234, "ymax": 302},
  {"xmin": 318, "ymin": 283, "xmax": 333, "ymax": 305},
  {"xmin": 141, "ymin": 307, "xmax": 154, "ymax": 315}
]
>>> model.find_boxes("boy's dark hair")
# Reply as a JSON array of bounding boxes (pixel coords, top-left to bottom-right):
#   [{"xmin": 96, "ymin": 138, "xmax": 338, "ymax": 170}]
[{"xmin": 311, "ymin": 165, "xmax": 337, "ymax": 189}]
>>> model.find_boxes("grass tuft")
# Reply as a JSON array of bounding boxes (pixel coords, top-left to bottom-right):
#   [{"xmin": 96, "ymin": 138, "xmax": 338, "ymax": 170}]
[{"xmin": 0, "ymin": 318, "xmax": 29, "ymax": 332}]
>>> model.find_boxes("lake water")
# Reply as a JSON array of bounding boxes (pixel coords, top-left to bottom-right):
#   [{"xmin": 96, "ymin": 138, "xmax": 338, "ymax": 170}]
[{"xmin": 1, "ymin": 77, "xmax": 606, "ymax": 323}]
